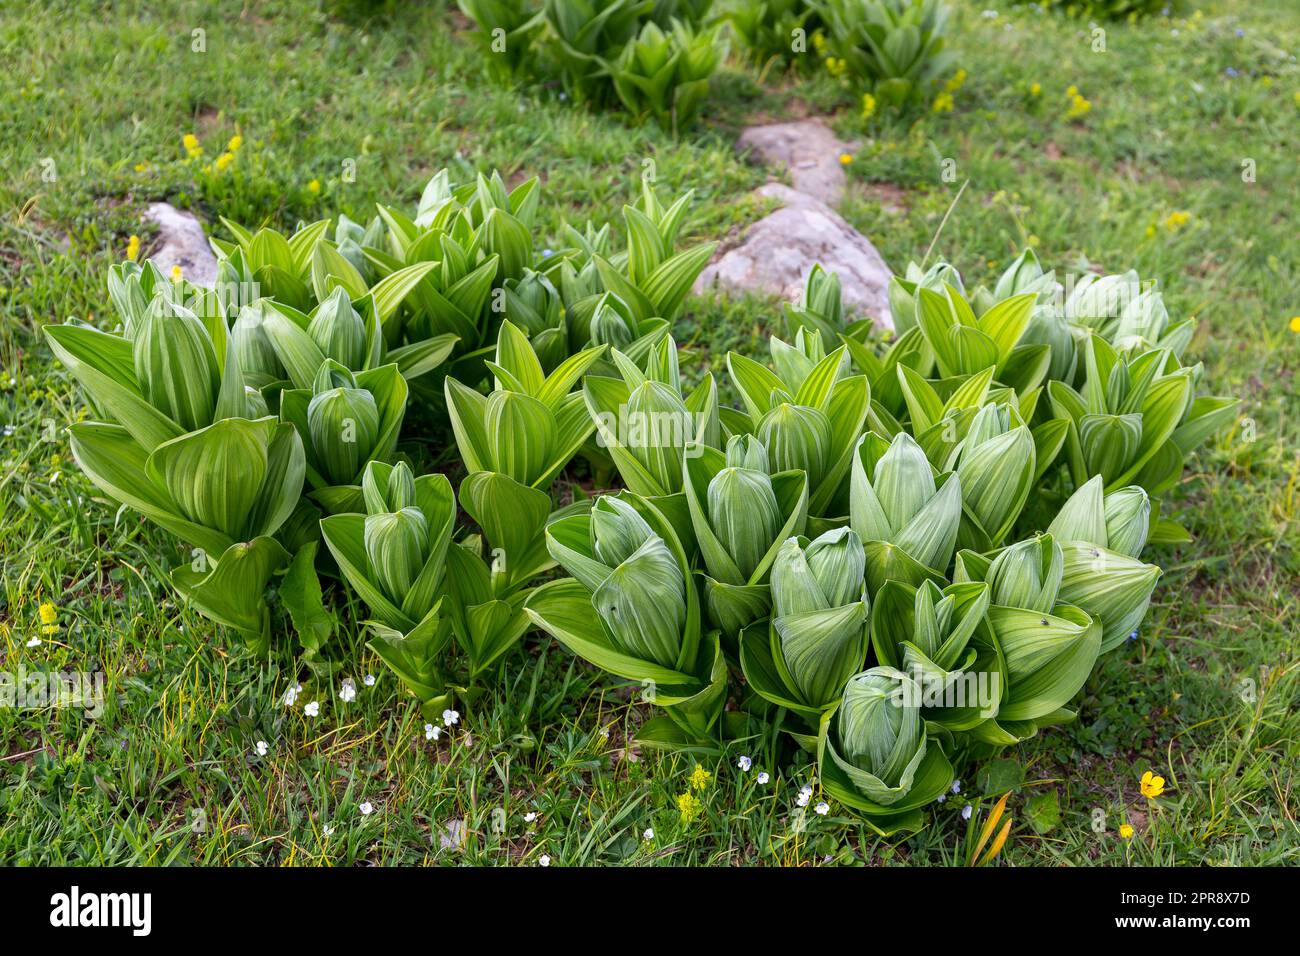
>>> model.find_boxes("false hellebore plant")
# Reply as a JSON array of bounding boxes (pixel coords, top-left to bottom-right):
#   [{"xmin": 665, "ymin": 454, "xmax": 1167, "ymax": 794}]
[
  {"xmin": 45, "ymin": 292, "xmax": 304, "ymax": 648},
  {"xmin": 1048, "ymin": 333, "xmax": 1238, "ymax": 502},
  {"xmin": 279, "ymin": 360, "xmax": 408, "ymax": 514},
  {"xmin": 526, "ymin": 494, "xmax": 728, "ymax": 748},
  {"xmin": 682, "ymin": 434, "xmax": 809, "ymax": 638},
  {"xmin": 949, "ymin": 534, "xmax": 1104, "ymax": 746},
  {"xmin": 726, "ymin": 328, "xmax": 870, "ymax": 523},
  {"xmin": 1047, "ymin": 476, "xmax": 1162, "ymax": 652},
  {"xmin": 739, "ymin": 528, "xmax": 871, "ymax": 728},
  {"xmin": 818, "ymin": 666, "xmax": 955, "ymax": 834},
  {"xmin": 445, "ymin": 320, "xmax": 606, "ymax": 490},
  {"xmin": 584, "ymin": 334, "xmax": 722, "ymax": 505},
  {"xmin": 849, "ymin": 431, "xmax": 962, "ymax": 597},
  {"xmin": 320, "ymin": 461, "xmax": 457, "ymax": 713}
]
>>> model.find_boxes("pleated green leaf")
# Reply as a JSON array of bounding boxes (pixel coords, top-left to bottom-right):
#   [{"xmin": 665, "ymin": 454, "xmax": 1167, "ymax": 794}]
[
  {"xmin": 170, "ymin": 535, "xmax": 290, "ymax": 647},
  {"xmin": 988, "ymin": 603, "xmax": 1101, "ymax": 721},
  {"xmin": 592, "ymin": 534, "xmax": 686, "ymax": 670},
  {"xmin": 772, "ymin": 601, "xmax": 869, "ymax": 709},
  {"xmin": 1058, "ymin": 541, "xmax": 1161, "ymax": 652}
]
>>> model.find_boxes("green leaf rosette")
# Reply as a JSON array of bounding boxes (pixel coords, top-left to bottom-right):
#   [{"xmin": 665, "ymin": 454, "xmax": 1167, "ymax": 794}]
[
  {"xmin": 320, "ymin": 461, "xmax": 458, "ymax": 715},
  {"xmin": 526, "ymin": 492, "xmax": 727, "ymax": 747},
  {"xmin": 739, "ymin": 527, "xmax": 870, "ymax": 726},
  {"xmin": 683, "ymin": 434, "xmax": 809, "ymax": 638},
  {"xmin": 817, "ymin": 666, "xmax": 955, "ymax": 835},
  {"xmin": 951, "ymin": 534, "xmax": 1104, "ymax": 745},
  {"xmin": 850, "ymin": 431, "xmax": 962, "ymax": 597},
  {"xmin": 279, "ymin": 360, "xmax": 408, "ymax": 514}
]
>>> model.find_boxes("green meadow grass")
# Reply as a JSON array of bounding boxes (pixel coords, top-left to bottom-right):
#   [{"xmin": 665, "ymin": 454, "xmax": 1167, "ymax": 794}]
[{"xmin": 0, "ymin": 0, "xmax": 1295, "ymax": 865}]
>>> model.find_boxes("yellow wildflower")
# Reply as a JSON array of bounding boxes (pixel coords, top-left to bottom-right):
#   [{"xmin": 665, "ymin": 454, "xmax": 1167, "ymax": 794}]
[
  {"xmin": 838, "ymin": 152, "xmax": 853, "ymax": 166},
  {"xmin": 39, "ymin": 601, "xmax": 58, "ymax": 635},
  {"xmin": 171, "ymin": 265, "xmax": 183, "ymax": 281},
  {"xmin": 689, "ymin": 765, "xmax": 713, "ymax": 791},
  {"xmin": 861, "ymin": 92, "xmax": 877, "ymax": 120},
  {"xmin": 1145, "ymin": 224, "xmax": 1156, "ymax": 238},
  {"xmin": 1139, "ymin": 770, "xmax": 1165, "ymax": 799},
  {"xmin": 812, "ymin": 30, "xmax": 826, "ymax": 54},
  {"xmin": 932, "ymin": 92, "xmax": 954, "ymax": 114},
  {"xmin": 215, "ymin": 152, "xmax": 234, "ymax": 173},
  {"xmin": 944, "ymin": 69, "xmax": 967, "ymax": 93},
  {"xmin": 134, "ymin": 161, "xmax": 150, "ymax": 173},
  {"xmin": 226, "ymin": 134, "xmax": 243, "ymax": 152},
  {"xmin": 1066, "ymin": 85, "xmax": 1078, "ymax": 97},
  {"xmin": 1162, "ymin": 210, "xmax": 1191, "ymax": 232},
  {"xmin": 182, "ymin": 133, "xmax": 202, "ymax": 158},
  {"xmin": 825, "ymin": 57, "xmax": 847, "ymax": 78},
  {"xmin": 677, "ymin": 791, "xmax": 703, "ymax": 824},
  {"xmin": 1065, "ymin": 92, "xmax": 1091, "ymax": 120},
  {"xmin": 1294, "ymin": 91, "xmax": 1300, "ymax": 108},
  {"xmin": 307, "ymin": 178, "xmax": 321, "ymax": 194},
  {"xmin": 126, "ymin": 234, "xmax": 140, "ymax": 262},
  {"xmin": 1029, "ymin": 82, "xmax": 1041, "ymax": 97},
  {"xmin": 1288, "ymin": 316, "xmax": 1300, "ymax": 333},
  {"xmin": 1119, "ymin": 823, "xmax": 1134, "ymax": 839}
]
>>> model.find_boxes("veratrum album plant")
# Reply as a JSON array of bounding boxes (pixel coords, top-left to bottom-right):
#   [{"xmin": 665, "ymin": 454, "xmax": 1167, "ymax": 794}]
[
  {"xmin": 813, "ymin": 0, "xmax": 955, "ymax": 108},
  {"xmin": 48, "ymin": 167, "xmax": 1238, "ymax": 835},
  {"xmin": 459, "ymin": 0, "xmax": 727, "ymax": 130}
]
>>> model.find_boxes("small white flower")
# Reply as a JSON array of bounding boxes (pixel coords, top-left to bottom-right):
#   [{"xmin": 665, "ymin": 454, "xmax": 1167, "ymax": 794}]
[
  {"xmin": 424, "ymin": 723, "xmax": 441, "ymax": 741},
  {"xmin": 323, "ymin": 824, "xmax": 335, "ymax": 836},
  {"xmin": 304, "ymin": 700, "xmax": 320, "ymax": 717},
  {"xmin": 815, "ymin": 802, "xmax": 830, "ymax": 816},
  {"xmin": 359, "ymin": 801, "xmax": 374, "ymax": 815},
  {"xmin": 981, "ymin": 8, "xmax": 998, "ymax": 17},
  {"xmin": 796, "ymin": 785, "xmax": 813, "ymax": 808},
  {"xmin": 757, "ymin": 772, "xmax": 770, "ymax": 785},
  {"xmin": 282, "ymin": 682, "xmax": 302, "ymax": 707},
  {"xmin": 254, "ymin": 740, "xmax": 269, "ymax": 757},
  {"xmin": 951, "ymin": 779, "xmax": 961, "ymax": 794},
  {"xmin": 524, "ymin": 812, "xmax": 537, "ymax": 823},
  {"xmin": 26, "ymin": 636, "xmax": 41, "ymax": 647},
  {"xmin": 339, "ymin": 678, "xmax": 356, "ymax": 703},
  {"xmin": 937, "ymin": 793, "xmax": 947, "ymax": 803},
  {"xmin": 363, "ymin": 674, "xmax": 376, "ymax": 687},
  {"xmin": 737, "ymin": 755, "xmax": 752, "ymax": 772},
  {"xmin": 539, "ymin": 854, "xmax": 551, "ymax": 867},
  {"xmin": 962, "ymin": 804, "xmax": 973, "ymax": 820},
  {"xmin": 442, "ymin": 708, "xmax": 460, "ymax": 727},
  {"xmin": 643, "ymin": 828, "xmax": 654, "ymax": 841}
]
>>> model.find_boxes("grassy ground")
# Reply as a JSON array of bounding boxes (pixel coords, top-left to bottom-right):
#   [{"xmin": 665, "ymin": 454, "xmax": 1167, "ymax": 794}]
[{"xmin": 1, "ymin": 0, "xmax": 1296, "ymax": 865}]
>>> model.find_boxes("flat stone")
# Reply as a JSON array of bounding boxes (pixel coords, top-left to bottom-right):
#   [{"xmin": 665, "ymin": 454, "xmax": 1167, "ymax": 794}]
[
  {"xmin": 143, "ymin": 202, "xmax": 218, "ymax": 287},
  {"xmin": 736, "ymin": 119, "xmax": 855, "ymax": 206},
  {"xmin": 695, "ymin": 184, "xmax": 894, "ymax": 330}
]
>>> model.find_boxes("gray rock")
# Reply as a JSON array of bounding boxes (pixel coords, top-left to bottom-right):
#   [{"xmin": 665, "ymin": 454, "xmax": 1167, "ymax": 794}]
[
  {"xmin": 736, "ymin": 119, "xmax": 856, "ymax": 206},
  {"xmin": 695, "ymin": 184, "xmax": 894, "ymax": 330},
  {"xmin": 143, "ymin": 202, "xmax": 218, "ymax": 287}
]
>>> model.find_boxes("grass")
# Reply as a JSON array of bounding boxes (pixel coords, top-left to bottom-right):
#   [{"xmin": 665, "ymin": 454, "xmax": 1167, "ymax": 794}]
[{"xmin": 1, "ymin": 0, "xmax": 1296, "ymax": 865}]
